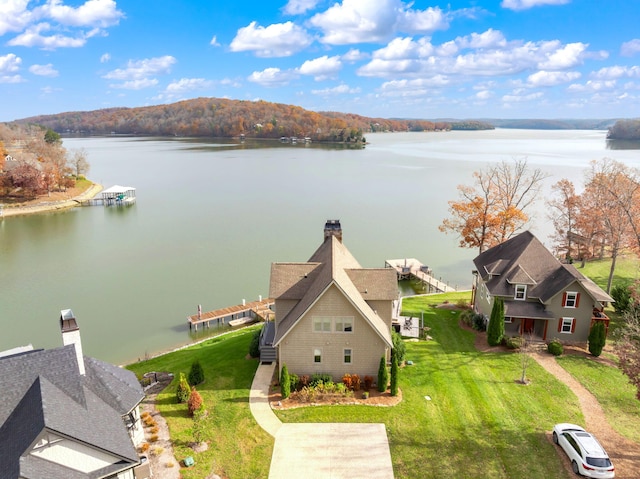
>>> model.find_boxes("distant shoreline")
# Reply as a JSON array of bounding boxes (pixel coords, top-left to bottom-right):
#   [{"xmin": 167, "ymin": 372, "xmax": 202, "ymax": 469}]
[{"xmin": 0, "ymin": 183, "xmax": 103, "ymax": 218}]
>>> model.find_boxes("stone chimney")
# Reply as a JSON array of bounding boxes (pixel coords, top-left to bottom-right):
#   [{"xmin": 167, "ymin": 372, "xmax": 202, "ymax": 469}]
[
  {"xmin": 60, "ymin": 309, "xmax": 85, "ymax": 375},
  {"xmin": 324, "ymin": 219, "xmax": 342, "ymax": 243}
]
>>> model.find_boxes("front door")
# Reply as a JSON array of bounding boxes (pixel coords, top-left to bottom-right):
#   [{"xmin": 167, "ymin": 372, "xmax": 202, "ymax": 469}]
[{"xmin": 522, "ymin": 318, "xmax": 535, "ymax": 334}]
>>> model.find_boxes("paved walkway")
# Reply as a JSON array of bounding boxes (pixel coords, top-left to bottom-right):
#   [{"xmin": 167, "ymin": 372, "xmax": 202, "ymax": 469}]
[{"xmin": 249, "ymin": 363, "xmax": 395, "ymax": 479}]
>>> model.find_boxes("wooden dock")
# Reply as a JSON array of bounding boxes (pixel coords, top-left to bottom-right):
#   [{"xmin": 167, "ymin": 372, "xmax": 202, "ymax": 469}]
[
  {"xmin": 187, "ymin": 298, "xmax": 274, "ymax": 331},
  {"xmin": 385, "ymin": 258, "xmax": 456, "ymax": 293}
]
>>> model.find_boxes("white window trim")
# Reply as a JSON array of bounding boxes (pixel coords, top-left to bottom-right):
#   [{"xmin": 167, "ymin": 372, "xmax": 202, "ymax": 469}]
[
  {"xmin": 343, "ymin": 348, "xmax": 352, "ymax": 364},
  {"xmin": 313, "ymin": 347, "xmax": 323, "ymax": 363},
  {"xmin": 514, "ymin": 284, "xmax": 527, "ymax": 301},
  {"xmin": 564, "ymin": 291, "xmax": 578, "ymax": 308},
  {"xmin": 561, "ymin": 317, "xmax": 574, "ymax": 334},
  {"xmin": 504, "ymin": 316, "xmax": 513, "ymax": 324},
  {"xmin": 312, "ymin": 317, "xmax": 332, "ymax": 333},
  {"xmin": 335, "ymin": 316, "xmax": 354, "ymax": 333}
]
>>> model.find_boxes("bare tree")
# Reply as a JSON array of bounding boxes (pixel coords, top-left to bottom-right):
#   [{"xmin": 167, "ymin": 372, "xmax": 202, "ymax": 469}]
[
  {"xmin": 547, "ymin": 179, "xmax": 582, "ymax": 261},
  {"xmin": 615, "ymin": 307, "xmax": 640, "ymax": 401},
  {"xmin": 519, "ymin": 333, "xmax": 534, "ymax": 385},
  {"xmin": 69, "ymin": 148, "xmax": 90, "ymax": 178}
]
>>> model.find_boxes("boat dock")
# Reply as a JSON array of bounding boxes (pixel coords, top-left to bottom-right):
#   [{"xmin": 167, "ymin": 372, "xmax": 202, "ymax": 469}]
[
  {"xmin": 187, "ymin": 298, "xmax": 274, "ymax": 331},
  {"xmin": 385, "ymin": 258, "xmax": 456, "ymax": 293},
  {"xmin": 78, "ymin": 185, "xmax": 136, "ymax": 206}
]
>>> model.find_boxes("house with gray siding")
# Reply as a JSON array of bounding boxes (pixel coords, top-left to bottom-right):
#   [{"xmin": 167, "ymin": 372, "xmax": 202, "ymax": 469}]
[
  {"xmin": 472, "ymin": 231, "xmax": 613, "ymax": 344},
  {"xmin": 268, "ymin": 220, "xmax": 398, "ymax": 380},
  {"xmin": 0, "ymin": 310, "xmax": 146, "ymax": 479}
]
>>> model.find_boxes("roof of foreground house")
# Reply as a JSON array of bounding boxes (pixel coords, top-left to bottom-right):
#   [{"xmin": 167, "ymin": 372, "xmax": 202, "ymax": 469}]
[
  {"xmin": 473, "ymin": 231, "xmax": 613, "ymax": 304},
  {"xmin": 0, "ymin": 345, "xmax": 144, "ymax": 479},
  {"xmin": 270, "ymin": 234, "xmax": 397, "ymax": 347}
]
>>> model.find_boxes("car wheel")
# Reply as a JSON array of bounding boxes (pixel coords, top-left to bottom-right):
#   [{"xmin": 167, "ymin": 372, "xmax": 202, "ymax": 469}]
[
  {"xmin": 571, "ymin": 460, "xmax": 580, "ymax": 475},
  {"xmin": 552, "ymin": 431, "xmax": 558, "ymax": 444}
]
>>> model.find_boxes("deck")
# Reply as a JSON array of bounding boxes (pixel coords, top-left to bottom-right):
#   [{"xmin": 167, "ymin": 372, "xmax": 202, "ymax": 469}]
[
  {"xmin": 187, "ymin": 298, "xmax": 274, "ymax": 330},
  {"xmin": 385, "ymin": 258, "xmax": 456, "ymax": 293}
]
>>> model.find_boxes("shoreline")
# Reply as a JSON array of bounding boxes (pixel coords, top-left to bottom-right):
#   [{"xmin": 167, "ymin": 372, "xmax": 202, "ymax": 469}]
[{"xmin": 0, "ymin": 183, "xmax": 103, "ymax": 218}]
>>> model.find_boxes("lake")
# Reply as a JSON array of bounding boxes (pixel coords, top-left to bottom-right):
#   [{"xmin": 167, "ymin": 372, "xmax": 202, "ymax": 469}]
[{"xmin": 1, "ymin": 129, "xmax": 636, "ymax": 365}]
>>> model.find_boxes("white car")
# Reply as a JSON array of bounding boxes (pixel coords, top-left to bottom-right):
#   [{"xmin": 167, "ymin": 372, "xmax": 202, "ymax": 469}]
[{"xmin": 552, "ymin": 423, "xmax": 615, "ymax": 478}]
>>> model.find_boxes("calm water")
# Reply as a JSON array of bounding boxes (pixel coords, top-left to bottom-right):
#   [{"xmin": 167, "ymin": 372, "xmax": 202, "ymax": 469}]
[{"xmin": 2, "ymin": 129, "xmax": 637, "ymax": 364}]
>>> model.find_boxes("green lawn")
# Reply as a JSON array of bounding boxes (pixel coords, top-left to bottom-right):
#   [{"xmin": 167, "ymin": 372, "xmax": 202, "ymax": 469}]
[{"xmin": 579, "ymin": 254, "xmax": 640, "ymax": 290}]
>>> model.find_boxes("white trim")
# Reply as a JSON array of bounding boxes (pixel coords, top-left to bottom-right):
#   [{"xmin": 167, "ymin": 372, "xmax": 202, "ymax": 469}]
[
  {"xmin": 564, "ymin": 291, "xmax": 578, "ymax": 308},
  {"xmin": 561, "ymin": 317, "xmax": 574, "ymax": 333},
  {"xmin": 313, "ymin": 347, "xmax": 323, "ymax": 364},
  {"xmin": 514, "ymin": 284, "xmax": 527, "ymax": 301},
  {"xmin": 343, "ymin": 348, "xmax": 352, "ymax": 364}
]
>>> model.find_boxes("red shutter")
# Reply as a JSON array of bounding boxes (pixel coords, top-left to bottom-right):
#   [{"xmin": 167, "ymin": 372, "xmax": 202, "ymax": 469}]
[
  {"xmin": 571, "ymin": 319, "xmax": 576, "ymax": 333},
  {"xmin": 558, "ymin": 318, "xmax": 563, "ymax": 332},
  {"xmin": 575, "ymin": 293, "xmax": 580, "ymax": 308},
  {"xmin": 562, "ymin": 292, "xmax": 567, "ymax": 307}
]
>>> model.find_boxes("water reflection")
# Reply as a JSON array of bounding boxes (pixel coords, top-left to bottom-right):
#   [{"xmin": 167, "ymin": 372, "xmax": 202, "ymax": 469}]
[{"xmin": 606, "ymin": 139, "xmax": 640, "ymax": 150}]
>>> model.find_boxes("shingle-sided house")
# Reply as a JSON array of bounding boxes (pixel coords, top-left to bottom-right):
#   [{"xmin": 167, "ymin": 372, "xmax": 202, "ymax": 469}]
[
  {"xmin": 0, "ymin": 310, "xmax": 146, "ymax": 479},
  {"xmin": 472, "ymin": 231, "xmax": 614, "ymax": 344},
  {"xmin": 267, "ymin": 220, "xmax": 398, "ymax": 380}
]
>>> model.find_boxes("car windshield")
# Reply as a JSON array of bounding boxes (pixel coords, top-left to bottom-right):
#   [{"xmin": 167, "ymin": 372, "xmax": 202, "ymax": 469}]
[{"xmin": 586, "ymin": 457, "xmax": 612, "ymax": 468}]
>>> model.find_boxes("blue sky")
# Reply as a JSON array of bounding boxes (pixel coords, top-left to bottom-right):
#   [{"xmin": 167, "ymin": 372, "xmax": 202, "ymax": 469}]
[{"xmin": 1, "ymin": 0, "xmax": 639, "ymax": 122}]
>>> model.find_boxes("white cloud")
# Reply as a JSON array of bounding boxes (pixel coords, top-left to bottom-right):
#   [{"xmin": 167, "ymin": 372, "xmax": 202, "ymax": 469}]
[
  {"xmin": 298, "ymin": 55, "xmax": 342, "ymax": 81},
  {"xmin": 567, "ymin": 80, "xmax": 617, "ymax": 93},
  {"xmin": 0, "ymin": 53, "xmax": 23, "ymax": 83},
  {"xmin": 311, "ymin": 84, "xmax": 361, "ymax": 95},
  {"xmin": 103, "ymin": 56, "xmax": 176, "ymax": 81},
  {"xmin": 100, "ymin": 52, "xmax": 110, "ymax": 63},
  {"xmin": 1, "ymin": 0, "xmax": 122, "ymax": 49},
  {"xmin": 476, "ymin": 90, "xmax": 493, "ymax": 100},
  {"xmin": 501, "ymin": 0, "xmax": 570, "ymax": 11},
  {"xmin": 591, "ymin": 65, "xmax": 640, "ymax": 80},
  {"xmin": 527, "ymin": 70, "xmax": 580, "ymax": 86},
  {"xmin": 621, "ymin": 39, "xmax": 640, "ymax": 57},
  {"xmin": 538, "ymin": 42, "xmax": 588, "ymax": 70},
  {"xmin": 502, "ymin": 91, "xmax": 543, "ymax": 102},
  {"xmin": 283, "ymin": 0, "xmax": 319, "ymax": 15},
  {"xmin": 210, "ymin": 35, "xmax": 220, "ymax": 47},
  {"xmin": 165, "ymin": 78, "xmax": 213, "ymax": 93},
  {"xmin": 379, "ymin": 77, "xmax": 450, "ymax": 97},
  {"xmin": 456, "ymin": 29, "xmax": 507, "ymax": 49},
  {"xmin": 29, "ymin": 63, "xmax": 59, "ymax": 77},
  {"xmin": 230, "ymin": 21, "xmax": 312, "ymax": 57},
  {"xmin": 247, "ymin": 67, "xmax": 298, "ymax": 86},
  {"xmin": 310, "ymin": 0, "xmax": 448, "ymax": 45},
  {"xmin": 342, "ymin": 49, "xmax": 368, "ymax": 62},
  {"xmin": 109, "ymin": 78, "xmax": 159, "ymax": 90}
]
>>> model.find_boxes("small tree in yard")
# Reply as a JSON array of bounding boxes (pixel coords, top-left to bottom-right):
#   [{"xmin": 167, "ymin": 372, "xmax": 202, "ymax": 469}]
[
  {"xmin": 519, "ymin": 334, "xmax": 533, "ymax": 384},
  {"xmin": 390, "ymin": 354, "xmax": 399, "ymax": 397},
  {"xmin": 176, "ymin": 372, "xmax": 190, "ymax": 403},
  {"xmin": 487, "ymin": 297, "xmax": 505, "ymax": 346},
  {"xmin": 392, "ymin": 331, "xmax": 406, "ymax": 364},
  {"xmin": 588, "ymin": 321, "xmax": 607, "ymax": 357},
  {"xmin": 188, "ymin": 359, "xmax": 204, "ymax": 386},
  {"xmin": 616, "ymin": 308, "xmax": 640, "ymax": 401},
  {"xmin": 192, "ymin": 406, "xmax": 207, "ymax": 445},
  {"xmin": 280, "ymin": 364, "xmax": 290, "ymax": 399},
  {"xmin": 187, "ymin": 387, "xmax": 203, "ymax": 416},
  {"xmin": 378, "ymin": 356, "xmax": 389, "ymax": 392}
]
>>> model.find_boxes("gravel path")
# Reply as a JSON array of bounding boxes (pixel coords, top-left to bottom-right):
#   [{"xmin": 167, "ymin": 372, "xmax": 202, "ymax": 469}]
[{"xmin": 532, "ymin": 351, "xmax": 640, "ymax": 479}]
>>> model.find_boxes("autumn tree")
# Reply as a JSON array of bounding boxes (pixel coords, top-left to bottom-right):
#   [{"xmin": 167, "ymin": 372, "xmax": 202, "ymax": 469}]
[
  {"xmin": 69, "ymin": 148, "xmax": 90, "ymax": 178},
  {"xmin": 440, "ymin": 158, "xmax": 548, "ymax": 253},
  {"xmin": 547, "ymin": 179, "xmax": 582, "ymax": 260},
  {"xmin": 615, "ymin": 308, "xmax": 640, "ymax": 401}
]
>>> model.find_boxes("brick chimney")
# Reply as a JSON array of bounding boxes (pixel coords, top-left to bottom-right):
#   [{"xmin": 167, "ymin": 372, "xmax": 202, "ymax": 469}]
[
  {"xmin": 60, "ymin": 309, "xmax": 85, "ymax": 375},
  {"xmin": 324, "ymin": 219, "xmax": 342, "ymax": 242}
]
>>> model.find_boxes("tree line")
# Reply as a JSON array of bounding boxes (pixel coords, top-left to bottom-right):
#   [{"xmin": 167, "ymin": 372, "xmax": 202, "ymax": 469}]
[
  {"xmin": 0, "ymin": 123, "xmax": 89, "ymax": 200},
  {"xmin": 13, "ymin": 97, "xmax": 493, "ymax": 141},
  {"xmin": 607, "ymin": 119, "xmax": 640, "ymax": 140}
]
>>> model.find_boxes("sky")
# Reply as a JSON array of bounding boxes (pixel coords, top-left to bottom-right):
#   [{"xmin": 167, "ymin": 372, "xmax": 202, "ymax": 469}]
[{"xmin": 1, "ymin": 0, "xmax": 640, "ymax": 122}]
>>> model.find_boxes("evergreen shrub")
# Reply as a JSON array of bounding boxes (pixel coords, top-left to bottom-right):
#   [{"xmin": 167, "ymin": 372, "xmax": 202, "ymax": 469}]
[
  {"xmin": 588, "ymin": 321, "xmax": 607, "ymax": 357},
  {"xmin": 378, "ymin": 356, "xmax": 389, "ymax": 392},
  {"xmin": 188, "ymin": 360, "xmax": 205, "ymax": 386},
  {"xmin": 548, "ymin": 340, "xmax": 563, "ymax": 356}
]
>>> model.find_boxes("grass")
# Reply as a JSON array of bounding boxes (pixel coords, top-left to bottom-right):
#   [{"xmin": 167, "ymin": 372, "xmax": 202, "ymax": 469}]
[
  {"xmin": 579, "ymin": 254, "xmax": 640, "ymax": 290},
  {"xmin": 127, "ymin": 327, "xmax": 272, "ymax": 479},
  {"xmin": 556, "ymin": 354, "xmax": 640, "ymax": 443}
]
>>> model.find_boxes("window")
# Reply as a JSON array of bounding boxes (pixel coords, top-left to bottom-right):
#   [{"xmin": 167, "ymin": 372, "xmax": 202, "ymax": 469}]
[
  {"xmin": 485, "ymin": 286, "xmax": 491, "ymax": 304},
  {"xmin": 343, "ymin": 348, "xmax": 352, "ymax": 364},
  {"xmin": 313, "ymin": 317, "xmax": 331, "ymax": 332},
  {"xmin": 560, "ymin": 317, "xmax": 575, "ymax": 333},
  {"xmin": 563, "ymin": 292, "xmax": 579, "ymax": 308},
  {"xmin": 504, "ymin": 316, "xmax": 513, "ymax": 324},
  {"xmin": 313, "ymin": 348, "xmax": 322, "ymax": 363},
  {"xmin": 335, "ymin": 317, "xmax": 353, "ymax": 332},
  {"xmin": 515, "ymin": 284, "xmax": 526, "ymax": 300}
]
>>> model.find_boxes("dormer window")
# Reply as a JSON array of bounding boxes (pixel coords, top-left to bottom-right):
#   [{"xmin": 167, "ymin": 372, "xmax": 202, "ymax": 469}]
[{"xmin": 514, "ymin": 284, "xmax": 527, "ymax": 300}]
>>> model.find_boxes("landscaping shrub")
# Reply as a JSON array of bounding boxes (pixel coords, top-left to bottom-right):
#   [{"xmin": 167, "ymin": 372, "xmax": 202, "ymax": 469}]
[
  {"xmin": 459, "ymin": 309, "xmax": 474, "ymax": 327},
  {"xmin": 548, "ymin": 340, "xmax": 563, "ymax": 356},
  {"xmin": 487, "ymin": 298, "xmax": 505, "ymax": 346},
  {"xmin": 176, "ymin": 372, "xmax": 190, "ymax": 403},
  {"xmin": 310, "ymin": 373, "xmax": 332, "ymax": 387},
  {"xmin": 299, "ymin": 375, "xmax": 310, "ymax": 387},
  {"xmin": 188, "ymin": 360, "xmax": 205, "ymax": 386},
  {"xmin": 390, "ymin": 354, "xmax": 399, "ymax": 397},
  {"xmin": 456, "ymin": 298, "xmax": 469, "ymax": 309},
  {"xmin": 363, "ymin": 375, "xmax": 374, "ymax": 390},
  {"xmin": 289, "ymin": 372, "xmax": 299, "ymax": 392},
  {"xmin": 588, "ymin": 321, "xmax": 607, "ymax": 357},
  {"xmin": 378, "ymin": 356, "xmax": 389, "ymax": 392},
  {"xmin": 249, "ymin": 327, "xmax": 261, "ymax": 358},
  {"xmin": 504, "ymin": 336, "xmax": 523, "ymax": 349},
  {"xmin": 342, "ymin": 373, "xmax": 353, "ymax": 390},
  {"xmin": 280, "ymin": 364, "xmax": 291, "ymax": 399},
  {"xmin": 187, "ymin": 387, "xmax": 204, "ymax": 417},
  {"xmin": 611, "ymin": 283, "xmax": 632, "ymax": 313},
  {"xmin": 473, "ymin": 313, "xmax": 487, "ymax": 332},
  {"xmin": 392, "ymin": 331, "xmax": 406, "ymax": 364}
]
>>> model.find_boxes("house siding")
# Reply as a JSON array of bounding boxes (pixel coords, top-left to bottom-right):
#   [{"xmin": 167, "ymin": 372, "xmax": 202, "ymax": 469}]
[
  {"xmin": 279, "ymin": 285, "xmax": 388, "ymax": 380},
  {"xmin": 274, "ymin": 299, "xmax": 298, "ymax": 328},
  {"xmin": 545, "ymin": 282, "xmax": 595, "ymax": 343}
]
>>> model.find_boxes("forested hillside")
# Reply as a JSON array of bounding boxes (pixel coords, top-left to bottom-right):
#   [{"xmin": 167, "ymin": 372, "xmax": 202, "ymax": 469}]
[
  {"xmin": 607, "ymin": 119, "xmax": 640, "ymax": 140},
  {"xmin": 14, "ymin": 97, "xmax": 493, "ymax": 141}
]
